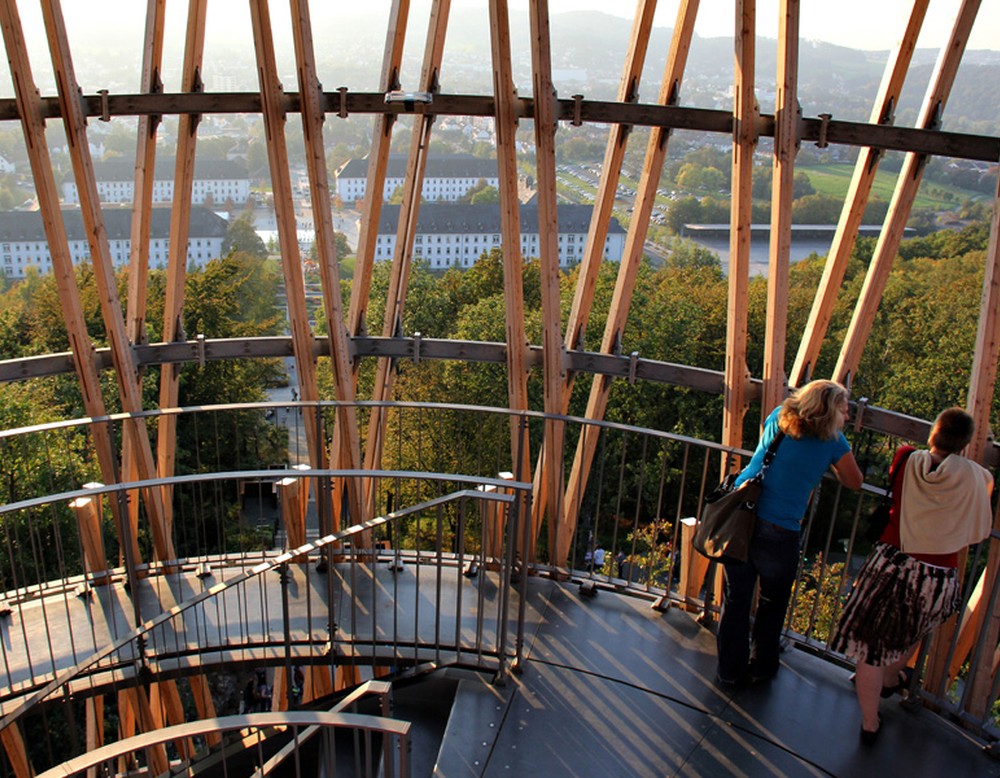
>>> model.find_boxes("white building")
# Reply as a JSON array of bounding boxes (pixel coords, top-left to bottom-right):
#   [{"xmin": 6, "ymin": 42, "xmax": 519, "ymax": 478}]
[
  {"xmin": 61, "ymin": 158, "xmax": 250, "ymax": 207},
  {"xmin": 374, "ymin": 203, "xmax": 626, "ymax": 269},
  {"xmin": 336, "ymin": 155, "xmax": 499, "ymax": 204},
  {"xmin": 0, "ymin": 207, "xmax": 228, "ymax": 280}
]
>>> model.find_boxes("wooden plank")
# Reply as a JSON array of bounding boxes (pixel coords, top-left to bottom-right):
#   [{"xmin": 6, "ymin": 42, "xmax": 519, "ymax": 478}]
[
  {"xmin": 0, "ymin": 723, "xmax": 31, "ymax": 778},
  {"xmin": 531, "ymin": 0, "xmax": 657, "ymax": 554},
  {"xmin": 39, "ymin": 0, "xmax": 175, "ymax": 564},
  {"xmin": 790, "ymin": 0, "xmax": 928, "ymax": 387},
  {"xmin": 156, "ymin": 0, "xmax": 208, "ymax": 521},
  {"xmin": 722, "ymin": 0, "xmax": 757, "ymax": 458},
  {"xmin": 526, "ymin": 0, "xmax": 566, "ymax": 565},
  {"xmin": 561, "ymin": 0, "xmax": 700, "ymax": 560},
  {"xmin": 122, "ymin": 0, "xmax": 166, "ymax": 591},
  {"xmin": 0, "ymin": 0, "xmax": 144, "ymax": 580},
  {"xmin": 833, "ymin": 0, "xmax": 981, "ymax": 386},
  {"xmin": 248, "ymin": 0, "xmax": 323, "ymax": 472},
  {"xmin": 288, "ymin": 0, "xmax": 363, "ymax": 530},
  {"xmin": 361, "ymin": 0, "xmax": 453, "ymax": 523},
  {"xmin": 759, "ymin": 0, "xmax": 798, "ymax": 416},
  {"xmin": 489, "ymin": 0, "xmax": 532, "ymax": 544},
  {"xmin": 347, "ymin": 0, "xmax": 411, "ymax": 343}
]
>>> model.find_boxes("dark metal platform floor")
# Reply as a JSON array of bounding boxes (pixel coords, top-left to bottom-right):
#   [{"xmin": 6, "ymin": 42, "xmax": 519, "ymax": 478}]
[{"xmin": 436, "ymin": 581, "xmax": 999, "ymax": 778}]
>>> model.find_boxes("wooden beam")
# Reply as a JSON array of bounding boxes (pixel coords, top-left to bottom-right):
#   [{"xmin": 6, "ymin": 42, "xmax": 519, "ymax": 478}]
[
  {"xmin": 759, "ymin": 0, "xmax": 798, "ymax": 416},
  {"xmin": 833, "ymin": 0, "xmax": 981, "ymax": 386},
  {"xmin": 156, "ymin": 0, "xmax": 208, "ymax": 527},
  {"xmin": 0, "ymin": 723, "xmax": 31, "ymax": 778},
  {"xmin": 39, "ymin": 0, "xmax": 175, "ymax": 564},
  {"xmin": 288, "ymin": 0, "xmax": 364, "ymax": 530},
  {"xmin": 532, "ymin": 0, "xmax": 658, "ymax": 556},
  {"xmin": 561, "ymin": 0, "xmax": 700, "ymax": 560},
  {"xmin": 248, "ymin": 0, "xmax": 323, "ymax": 472},
  {"xmin": 347, "ymin": 0, "xmax": 410, "ymax": 342},
  {"xmin": 489, "ymin": 0, "xmax": 532, "ymax": 540},
  {"xmin": 362, "ymin": 0, "xmax": 453, "ymax": 523},
  {"xmin": 0, "ymin": 0, "xmax": 147, "ymax": 589},
  {"xmin": 722, "ymin": 0, "xmax": 757, "ymax": 458},
  {"xmin": 790, "ymin": 0, "xmax": 928, "ymax": 388},
  {"xmin": 526, "ymin": 0, "xmax": 566, "ymax": 566}
]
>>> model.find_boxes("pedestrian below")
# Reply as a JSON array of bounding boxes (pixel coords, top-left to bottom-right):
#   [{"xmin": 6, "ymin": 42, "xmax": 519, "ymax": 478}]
[
  {"xmin": 830, "ymin": 407, "xmax": 992, "ymax": 745},
  {"xmin": 716, "ymin": 380, "xmax": 863, "ymax": 687}
]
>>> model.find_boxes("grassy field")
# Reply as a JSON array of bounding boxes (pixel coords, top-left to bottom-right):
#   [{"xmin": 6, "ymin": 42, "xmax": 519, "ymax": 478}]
[{"xmin": 797, "ymin": 163, "xmax": 983, "ymax": 211}]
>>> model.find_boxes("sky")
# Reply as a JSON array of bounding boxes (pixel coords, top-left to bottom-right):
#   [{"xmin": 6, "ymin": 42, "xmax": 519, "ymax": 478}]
[{"xmin": 17, "ymin": 1, "xmax": 1000, "ymax": 54}]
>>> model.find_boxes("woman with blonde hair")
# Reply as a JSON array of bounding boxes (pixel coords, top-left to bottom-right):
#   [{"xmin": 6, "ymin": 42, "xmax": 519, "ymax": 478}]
[
  {"xmin": 831, "ymin": 407, "xmax": 992, "ymax": 745},
  {"xmin": 716, "ymin": 380, "xmax": 863, "ymax": 687}
]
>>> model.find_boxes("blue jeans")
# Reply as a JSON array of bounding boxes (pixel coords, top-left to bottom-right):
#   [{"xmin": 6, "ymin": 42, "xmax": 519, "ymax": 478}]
[{"xmin": 716, "ymin": 518, "xmax": 801, "ymax": 682}]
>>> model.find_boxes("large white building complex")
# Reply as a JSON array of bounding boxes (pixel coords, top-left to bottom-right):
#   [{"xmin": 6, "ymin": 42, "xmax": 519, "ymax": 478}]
[
  {"xmin": 0, "ymin": 207, "xmax": 228, "ymax": 280},
  {"xmin": 374, "ymin": 203, "xmax": 626, "ymax": 268},
  {"xmin": 336, "ymin": 155, "xmax": 499, "ymax": 204},
  {"xmin": 61, "ymin": 158, "xmax": 251, "ymax": 206}
]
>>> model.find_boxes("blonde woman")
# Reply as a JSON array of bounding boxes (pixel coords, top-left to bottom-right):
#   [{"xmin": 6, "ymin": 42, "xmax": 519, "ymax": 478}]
[
  {"xmin": 716, "ymin": 380, "xmax": 863, "ymax": 687},
  {"xmin": 831, "ymin": 408, "xmax": 992, "ymax": 745}
]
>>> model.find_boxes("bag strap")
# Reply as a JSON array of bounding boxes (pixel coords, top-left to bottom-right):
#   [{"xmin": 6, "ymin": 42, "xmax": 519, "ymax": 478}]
[{"xmin": 753, "ymin": 429, "xmax": 786, "ymax": 483}]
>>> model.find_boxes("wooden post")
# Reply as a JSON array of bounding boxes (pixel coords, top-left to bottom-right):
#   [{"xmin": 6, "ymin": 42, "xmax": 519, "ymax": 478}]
[
  {"xmin": 722, "ymin": 0, "xmax": 757, "ymax": 459},
  {"xmin": 760, "ymin": 0, "xmax": 798, "ymax": 417},
  {"xmin": 789, "ymin": 1, "xmax": 929, "ymax": 388},
  {"xmin": 488, "ymin": 0, "xmax": 532, "ymax": 544},
  {"xmin": 288, "ymin": 0, "xmax": 364, "ymax": 529},
  {"xmin": 833, "ymin": 0, "xmax": 981, "ymax": 385},
  {"xmin": 560, "ymin": 1, "xmax": 700, "ymax": 558}
]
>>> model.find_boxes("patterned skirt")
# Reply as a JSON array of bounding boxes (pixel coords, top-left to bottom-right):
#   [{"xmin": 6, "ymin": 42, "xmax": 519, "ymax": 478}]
[{"xmin": 830, "ymin": 542, "xmax": 961, "ymax": 667}]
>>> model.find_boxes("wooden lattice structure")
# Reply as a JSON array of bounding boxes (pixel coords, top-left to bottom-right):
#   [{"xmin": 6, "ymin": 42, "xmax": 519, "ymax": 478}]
[{"xmin": 0, "ymin": 0, "xmax": 999, "ymax": 773}]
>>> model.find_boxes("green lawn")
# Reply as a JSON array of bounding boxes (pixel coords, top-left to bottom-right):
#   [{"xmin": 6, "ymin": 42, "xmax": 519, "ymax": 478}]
[{"xmin": 797, "ymin": 163, "xmax": 981, "ymax": 211}]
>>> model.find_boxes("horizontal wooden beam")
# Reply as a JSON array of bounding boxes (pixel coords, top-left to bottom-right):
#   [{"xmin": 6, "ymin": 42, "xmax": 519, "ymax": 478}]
[{"xmin": 0, "ymin": 91, "xmax": 995, "ymax": 163}]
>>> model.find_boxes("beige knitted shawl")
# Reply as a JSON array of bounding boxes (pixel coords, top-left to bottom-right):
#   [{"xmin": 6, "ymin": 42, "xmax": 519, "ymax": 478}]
[{"xmin": 900, "ymin": 450, "xmax": 993, "ymax": 555}]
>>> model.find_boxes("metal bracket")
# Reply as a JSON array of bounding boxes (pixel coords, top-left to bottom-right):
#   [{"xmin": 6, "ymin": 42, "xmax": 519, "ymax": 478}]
[
  {"xmin": 611, "ymin": 330, "xmax": 623, "ymax": 357},
  {"xmin": 571, "ymin": 94, "xmax": 583, "ymax": 126},
  {"xmin": 338, "ymin": 86, "xmax": 348, "ymax": 118},
  {"xmin": 628, "ymin": 351, "xmax": 639, "ymax": 385},
  {"xmin": 853, "ymin": 396, "xmax": 868, "ymax": 433},
  {"xmin": 816, "ymin": 113, "xmax": 831, "ymax": 148},
  {"xmin": 189, "ymin": 67, "xmax": 203, "ymax": 135},
  {"xmin": 196, "ymin": 333, "xmax": 206, "ymax": 368},
  {"xmin": 412, "ymin": 331, "xmax": 422, "ymax": 364},
  {"xmin": 98, "ymin": 89, "xmax": 110, "ymax": 122}
]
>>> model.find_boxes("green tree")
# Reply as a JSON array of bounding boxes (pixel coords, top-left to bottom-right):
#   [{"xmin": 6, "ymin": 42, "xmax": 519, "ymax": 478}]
[{"xmin": 222, "ymin": 213, "xmax": 267, "ymax": 259}]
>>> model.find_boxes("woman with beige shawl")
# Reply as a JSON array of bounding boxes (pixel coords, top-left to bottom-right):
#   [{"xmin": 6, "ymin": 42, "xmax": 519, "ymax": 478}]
[{"xmin": 831, "ymin": 408, "xmax": 993, "ymax": 746}]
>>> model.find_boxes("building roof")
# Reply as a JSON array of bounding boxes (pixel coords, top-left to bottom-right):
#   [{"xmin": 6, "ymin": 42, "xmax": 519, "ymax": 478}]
[
  {"xmin": 338, "ymin": 154, "xmax": 499, "ymax": 180},
  {"xmin": 0, "ymin": 207, "xmax": 229, "ymax": 242},
  {"xmin": 88, "ymin": 158, "xmax": 248, "ymax": 181},
  {"xmin": 377, "ymin": 203, "xmax": 625, "ymax": 234}
]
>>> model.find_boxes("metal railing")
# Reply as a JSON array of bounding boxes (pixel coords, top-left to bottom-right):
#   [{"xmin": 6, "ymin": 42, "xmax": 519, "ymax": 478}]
[{"xmin": 0, "ymin": 400, "xmax": 997, "ymax": 772}]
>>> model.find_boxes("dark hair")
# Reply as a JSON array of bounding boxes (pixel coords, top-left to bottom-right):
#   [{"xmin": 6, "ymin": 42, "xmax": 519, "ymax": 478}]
[{"xmin": 928, "ymin": 407, "xmax": 975, "ymax": 454}]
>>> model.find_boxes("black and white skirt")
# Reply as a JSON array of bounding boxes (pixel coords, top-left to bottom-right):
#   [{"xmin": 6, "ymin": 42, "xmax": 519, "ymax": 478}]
[{"xmin": 830, "ymin": 542, "xmax": 961, "ymax": 667}]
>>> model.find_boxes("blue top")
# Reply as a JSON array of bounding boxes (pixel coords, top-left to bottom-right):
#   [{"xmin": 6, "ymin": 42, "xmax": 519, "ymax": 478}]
[{"xmin": 733, "ymin": 407, "xmax": 851, "ymax": 531}]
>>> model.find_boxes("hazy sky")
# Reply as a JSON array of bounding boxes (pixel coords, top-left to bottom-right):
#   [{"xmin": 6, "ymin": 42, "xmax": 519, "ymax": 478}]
[{"xmin": 20, "ymin": 1, "xmax": 1000, "ymax": 54}]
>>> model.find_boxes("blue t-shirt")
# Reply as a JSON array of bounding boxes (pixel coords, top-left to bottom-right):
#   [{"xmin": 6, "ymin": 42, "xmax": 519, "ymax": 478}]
[{"xmin": 733, "ymin": 407, "xmax": 851, "ymax": 531}]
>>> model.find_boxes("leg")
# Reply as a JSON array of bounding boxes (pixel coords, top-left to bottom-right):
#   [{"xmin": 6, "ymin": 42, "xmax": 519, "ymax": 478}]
[
  {"xmin": 717, "ymin": 557, "xmax": 758, "ymax": 683},
  {"xmin": 747, "ymin": 520, "xmax": 801, "ymax": 679},
  {"xmin": 854, "ymin": 661, "xmax": 882, "ymax": 733}
]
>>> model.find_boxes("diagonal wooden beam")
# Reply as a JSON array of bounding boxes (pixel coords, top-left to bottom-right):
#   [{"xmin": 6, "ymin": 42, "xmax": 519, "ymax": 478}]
[
  {"xmin": 288, "ymin": 0, "xmax": 364, "ymax": 530},
  {"xmin": 532, "ymin": 0, "xmax": 658, "ymax": 556},
  {"xmin": 347, "ymin": 0, "xmax": 410, "ymax": 343},
  {"xmin": 157, "ymin": 0, "xmax": 208, "ymax": 507},
  {"xmin": 248, "ymin": 0, "xmax": 323, "ymax": 472},
  {"xmin": 489, "ymin": 0, "xmax": 532, "ymax": 536},
  {"xmin": 526, "ymin": 0, "xmax": 566, "ymax": 564},
  {"xmin": 361, "ymin": 0, "xmax": 452, "ymax": 522},
  {"xmin": 833, "ymin": 0, "xmax": 981, "ymax": 386},
  {"xmin": 37, "ymin": 0, "xmax": 175, "ymax": 564},
  {"xmin": 790, "ymin": 0, "xmax": 929, "ymax": 388},
  {"xmin": 759, "ymin": 0, "xmax": 798, "ymax": 416},
  {"xmin": 561, "ymin": 0, "xmax": 700, "ymax": 556},
  {"xmin": 722, "ymin": 0, "xmax": 757, "ymax": 458}
]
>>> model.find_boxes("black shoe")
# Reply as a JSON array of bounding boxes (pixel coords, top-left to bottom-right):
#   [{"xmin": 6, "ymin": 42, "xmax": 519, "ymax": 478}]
[
  {"xmin": 748, "ymin": 663, "xmax": 778, "ymax": 683},
  {"xmin": 880, "ymin": 667, "xmax": 914, "ymax": 698},
  {"xmin": 860, "ymin": 715, "xmax": 882, "ymax": 746}
]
